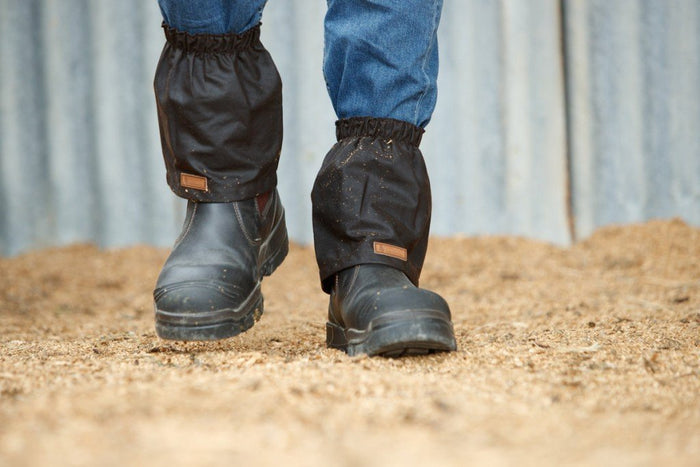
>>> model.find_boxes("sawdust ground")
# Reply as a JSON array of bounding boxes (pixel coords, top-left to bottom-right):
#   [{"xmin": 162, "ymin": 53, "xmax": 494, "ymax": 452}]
[{"xmin": 1, "ymin": 219, "xmax": 699, "ymax": 466}]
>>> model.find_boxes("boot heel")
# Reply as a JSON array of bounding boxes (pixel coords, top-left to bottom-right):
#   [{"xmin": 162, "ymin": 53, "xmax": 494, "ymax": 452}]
[
  {"xmin": 260, "ymin": 210, "xmax": 289, "ymax": 276},
  {"xmin": 326, "ymin": 321, "xmax": 348, "ymax": 351}
]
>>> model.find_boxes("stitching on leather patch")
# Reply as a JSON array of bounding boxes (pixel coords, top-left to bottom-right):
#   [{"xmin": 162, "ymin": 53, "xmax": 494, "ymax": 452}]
[
  {"xmin": 373, "ymin": 242, "xmax": 408, "ymax": 261},
  {"xmin": 180, "ymin": 173, "xmax": 208, "ymax": 191}
]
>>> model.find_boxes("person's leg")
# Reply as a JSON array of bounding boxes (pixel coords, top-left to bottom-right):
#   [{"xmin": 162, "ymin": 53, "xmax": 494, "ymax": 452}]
[
  {"xmin": 153, "ymin": 0, "xmax": 288, "ymax": 341},
  {"xmin": 155, "ymin": 0, "xmax": 278, "ymax": 201},
  {"xmin": 158, "ymin": 0, "xmax": 265, "ymax": 34},
  {"xmin": 313, "ymin": 0, "xmax": 456, "ymax": 357},
  {"xmin": 323, "ymin": 0, "xmax": 441, "ymax": 127}
]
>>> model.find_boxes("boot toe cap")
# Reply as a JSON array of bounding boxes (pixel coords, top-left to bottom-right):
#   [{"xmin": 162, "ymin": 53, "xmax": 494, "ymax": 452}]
[
  {"xmin": 369, "ymin": 286, "xmax": 451, "ymax": 320},
  {"xmin": 154, "ymin": 280, "xmax": 256, "ymax": 314}
]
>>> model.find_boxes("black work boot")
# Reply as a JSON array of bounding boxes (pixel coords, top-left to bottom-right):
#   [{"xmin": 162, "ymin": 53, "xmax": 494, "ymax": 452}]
[
  {"xmin": 152, "ymin": 23, "xmax": 287, "ymax": 341},
  {"xmin": 312, "ymin": 117, "xmax": 457, "ymax": 357},
  {"xmin": 326, "ymin": 264, "xmax": 457, "ymax": 357},
  {"xmin": 154, "ymin": 190, "xmax": 288, "ymax": 340}
]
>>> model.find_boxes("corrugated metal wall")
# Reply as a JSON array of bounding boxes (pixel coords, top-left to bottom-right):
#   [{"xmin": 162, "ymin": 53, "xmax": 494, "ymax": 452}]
[
  {"xmin": 564, "ymin": 0, "xmax": 700, "ymax": 239},
  {"xmin": 1, "ymin": 0, "xmax": 698, "ymax": 256},
  {"xmin": 0, "ymin": 0, "xmax": 175, "ymax": 255},
  {"xmin": 427, "ymin": 0, "xmax": 570, "ymax": 243}
]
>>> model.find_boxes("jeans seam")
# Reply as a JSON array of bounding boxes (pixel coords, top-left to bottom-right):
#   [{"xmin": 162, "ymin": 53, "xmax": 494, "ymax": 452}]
[{"xmin": 413, "ymin": 0, "xmax": 441, "ymax": 127}]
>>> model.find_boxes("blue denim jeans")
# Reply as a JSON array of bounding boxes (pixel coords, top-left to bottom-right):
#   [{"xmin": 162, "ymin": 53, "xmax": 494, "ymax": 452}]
[{"xmin": 157, "ymin": 0, "xmax": 442, "ymax": 128}]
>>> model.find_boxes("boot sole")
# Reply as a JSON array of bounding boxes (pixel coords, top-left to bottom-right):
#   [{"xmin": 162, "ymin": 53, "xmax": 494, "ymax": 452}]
[
  {"xmin": 326, "ymin": 310, "xmax": 457, "ymax": 357},
  {"xmin": 154, "ymin": 211, "xmax": 289, "ymax": 341}
]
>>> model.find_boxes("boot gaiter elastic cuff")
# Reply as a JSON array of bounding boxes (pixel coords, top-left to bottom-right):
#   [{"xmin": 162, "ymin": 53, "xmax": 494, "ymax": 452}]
[
  {"xmin": 154, "ymin": 23, "xmax": 282, "ymax": 202},
  {"xmin": 312, "ymin": 117, "xmax": 432, "ymax": 293}
]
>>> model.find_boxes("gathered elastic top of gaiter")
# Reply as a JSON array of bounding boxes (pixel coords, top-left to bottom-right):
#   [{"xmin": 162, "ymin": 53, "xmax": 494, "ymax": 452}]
[
  {"xmin": 162, "ymin": 22, "xmax": 260, "ymax": 53},
  {"xmin": 335, "ymin": 117, "xmax": 425, "ymax": 147}
]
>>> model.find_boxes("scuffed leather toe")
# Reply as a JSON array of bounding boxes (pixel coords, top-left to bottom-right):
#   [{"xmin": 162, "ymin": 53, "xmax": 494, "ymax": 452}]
[
  {"xmin": 154, "ymin": 191, "xmax": 287, "ymax": 341},
  {"xmin": 326, "ymin": 264, "xmax": 457, "ymax": 357}
]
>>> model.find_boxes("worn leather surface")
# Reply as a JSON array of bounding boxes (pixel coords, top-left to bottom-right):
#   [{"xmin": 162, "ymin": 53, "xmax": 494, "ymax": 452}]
[
  {"xmin": 328, "ymin": 264, "xmax": 452, "ymax": 332},
  {"xmin": 154, "ymin": 190, "xmax": 286, "ymax": 314}
]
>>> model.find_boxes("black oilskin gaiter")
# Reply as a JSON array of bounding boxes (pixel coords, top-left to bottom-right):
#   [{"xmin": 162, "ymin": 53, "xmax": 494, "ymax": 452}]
[
  {"xmin": 312, "ymin": 117, "xmax": 432, "ymax": 293},
  {"xmin": 154, "ymin": 23, "xmax": 282, "ymax": 202}
]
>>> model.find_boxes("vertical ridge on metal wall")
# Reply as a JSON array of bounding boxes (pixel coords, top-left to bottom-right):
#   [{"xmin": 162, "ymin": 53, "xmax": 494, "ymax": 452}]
[
  {"xmin": 42, "ymin": 0, "xmax": 97, "ymax": 246},
  {"xmin": 1, "ymin": 1, "xmax": 51, "ymax": 254}
]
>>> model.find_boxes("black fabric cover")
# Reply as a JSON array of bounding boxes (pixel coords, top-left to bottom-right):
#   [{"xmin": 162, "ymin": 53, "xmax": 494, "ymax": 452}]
[
  {"xmin": 154, "ymin": 23, "xmax": 282, "ymax": 202},
  {"xmin": 312, "ymin": 117, "xmax": 432, "ymax": 293}
]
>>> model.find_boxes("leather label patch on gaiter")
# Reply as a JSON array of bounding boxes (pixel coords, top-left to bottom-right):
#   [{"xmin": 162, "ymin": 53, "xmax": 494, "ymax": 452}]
[
  {"xmin": 373, "ymin": 242, "xmax": 408, "ymax": 261},
  {"xmin": 180, "ymin": 173, "xmax": 208, "ymax": 192}
]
